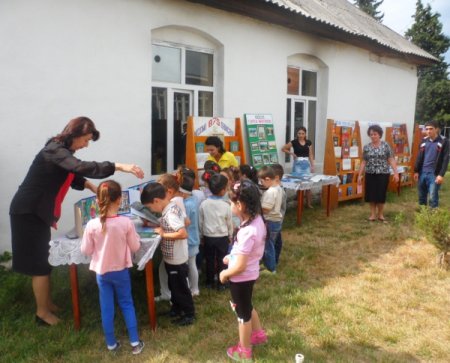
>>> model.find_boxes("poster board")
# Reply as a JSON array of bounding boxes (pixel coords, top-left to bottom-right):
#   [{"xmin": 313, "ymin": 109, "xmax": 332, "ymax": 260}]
[
  {"xmin": 322, "ymin": 119, "xmax": 363, "ymax": 208},
  {"xmin": 185, "ymin": 116, "xmax": 246, "ymax": 186},
  {"xmin": 244, "ymin": 114, "xmax": 278, "ymax": 169}
]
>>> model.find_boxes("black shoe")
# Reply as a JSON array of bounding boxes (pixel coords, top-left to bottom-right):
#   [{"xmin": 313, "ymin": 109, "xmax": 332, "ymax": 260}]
[
  {"xmin": 35, "ymin": 315, "xmax": 51, "ymax": 327},
  {"xmin": 205, "ymin": 283, "xmax": 214, "ymax": 290},
  {"xmin": 159, "ymin": 309, "xmax": 181, "ymax": 318},
  {"xmin": 217, "ymin": 284, "xmax": 227, "ymax": 291},
  {"xmin": 171, "ymin": 315, "xmax": 195, "ymax": 326}
]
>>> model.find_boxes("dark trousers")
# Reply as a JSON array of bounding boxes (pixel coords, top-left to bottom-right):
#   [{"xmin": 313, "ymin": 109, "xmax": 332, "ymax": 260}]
[
  {"xmin": 165, "ymin": 262, "xmax": 195, "ymax": 317},
  {"xmin": 203, "ymin": 236, "xmax": 229, "ymax": 286}
]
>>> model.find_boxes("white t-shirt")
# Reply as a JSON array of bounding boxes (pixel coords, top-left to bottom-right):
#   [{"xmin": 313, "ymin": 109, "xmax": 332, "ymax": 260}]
[{"xmin": 261, "ymin": 185, "xmax": 283, "ymax": 222}]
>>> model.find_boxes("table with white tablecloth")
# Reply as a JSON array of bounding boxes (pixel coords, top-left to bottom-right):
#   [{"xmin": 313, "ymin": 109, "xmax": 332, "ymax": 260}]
[
  {"xmin": 281, "ymin": 173, "xmax": 341, "ymax": 224},
  {"xmin": 49, "ymin": 232, "xmax": 160, "ymax": 331}
]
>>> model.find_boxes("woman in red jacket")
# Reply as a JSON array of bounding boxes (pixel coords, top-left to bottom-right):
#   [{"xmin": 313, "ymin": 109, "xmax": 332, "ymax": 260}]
[{"xmin": 9, "ymin": 116, "xmax": 144, "ymax": 326}]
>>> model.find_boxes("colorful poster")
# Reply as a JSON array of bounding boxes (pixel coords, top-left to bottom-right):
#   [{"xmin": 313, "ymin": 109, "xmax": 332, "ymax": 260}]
[
  {"xmin": 245, "ymin": 114, "xmax": 278, "ymax": 169},
  {"xmin": 193, "ymin": 117, "xmax": 235, "ymax": 136}
]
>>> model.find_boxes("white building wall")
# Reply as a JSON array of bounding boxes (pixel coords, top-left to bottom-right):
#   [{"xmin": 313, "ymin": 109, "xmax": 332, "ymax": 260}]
[{"xmin": 0, "ymin": 0, "xmax": 418, "ymax": 251}]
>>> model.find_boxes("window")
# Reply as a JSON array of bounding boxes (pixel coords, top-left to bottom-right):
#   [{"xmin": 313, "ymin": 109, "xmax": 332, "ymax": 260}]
[
  {"xmin": 151, "ymin": 42, "xmax": 216, "ymax": 174},
  {"xmin": 186, "ymin": 50, "xmax": 213, "ymax": 86},
  {"xmin": 302, "ymin": 70, "xmax": 317, "ymax": 97},
  {"xmin": 152, "ymin": 45, "xmax": 181, "ymax": 83},
  {"xmin": 285, "ymin": 66, "xmax": 318, "ymax": 163}
]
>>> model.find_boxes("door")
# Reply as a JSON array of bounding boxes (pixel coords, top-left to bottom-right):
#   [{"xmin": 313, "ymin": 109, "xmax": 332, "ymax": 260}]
[
  {"xmin": 151, "ymin": 87, "xmax": 193, "ymax": 175},
  {"xmin": 285, "ymin": 99, "xmax": 306, "ymax": 162}
]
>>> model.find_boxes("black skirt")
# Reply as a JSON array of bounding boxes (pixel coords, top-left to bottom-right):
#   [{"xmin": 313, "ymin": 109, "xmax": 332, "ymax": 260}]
[
  {"xmin": 364, "ymin": 173, "xmax": 390, "ymax": 204},
  {"xmin": 10, "ymin": 214, "xmax": 52, "ymax": 276}
]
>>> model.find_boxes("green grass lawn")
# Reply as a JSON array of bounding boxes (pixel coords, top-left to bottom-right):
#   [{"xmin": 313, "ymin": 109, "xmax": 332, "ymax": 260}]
[{"xmin": 2, "ymin": 184, "xmax": 450, "ymax": 362}]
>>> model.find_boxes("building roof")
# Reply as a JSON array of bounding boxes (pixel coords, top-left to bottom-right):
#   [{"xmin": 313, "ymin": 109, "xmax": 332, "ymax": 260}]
[{"xmin": 187, "ymin": 0, "xmax": 437, "ymax": 65}]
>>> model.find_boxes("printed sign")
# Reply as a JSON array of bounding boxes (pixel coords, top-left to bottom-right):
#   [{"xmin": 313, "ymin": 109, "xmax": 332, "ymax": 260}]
[
  {"xmin": 193, "ymin": 117, "xmax": 236, "ymax": 136},
  {"xmin": 245, "ymin": 114, "xmax": 278, "ymax": 169}
]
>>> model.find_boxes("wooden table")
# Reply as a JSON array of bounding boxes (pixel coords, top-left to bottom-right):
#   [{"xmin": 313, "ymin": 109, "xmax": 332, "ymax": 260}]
[
  {"xmin": 49, "ymin": 235, "xmax": 160, "ymax": 332},
  {"xmin": 282, "ymin": 174, "xmax": 340, "ymax": 225}
]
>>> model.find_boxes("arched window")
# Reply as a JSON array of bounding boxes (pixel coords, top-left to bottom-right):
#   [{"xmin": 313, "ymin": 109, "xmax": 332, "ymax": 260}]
[
  {"xmin": 151, "ymin": 26, "xmax": 223, "ymax": 174},
  {"xmin": 286, "ymin": 54, "xmax": 328, "ymax": 166}
]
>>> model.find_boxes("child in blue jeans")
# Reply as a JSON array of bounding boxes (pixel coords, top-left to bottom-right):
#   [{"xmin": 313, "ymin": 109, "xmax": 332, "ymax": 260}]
[
  {"xmin": 81, "ymin": 180, "xmax": 144, "ymax": 354},
  {"xmin": 258, "ymin": 166, "xmax": 283, "ymax": 273}
]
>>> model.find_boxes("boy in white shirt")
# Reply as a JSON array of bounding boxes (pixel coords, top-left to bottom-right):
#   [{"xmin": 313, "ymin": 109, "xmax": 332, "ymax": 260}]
[
  {"xmin": 270, "ymin": 164, "xmax": 287, "ymax": 265},
  {"xmin": 141, "ymin": 183, "xmax": 195, "ymax": 326},
  {"xmin": 258, "ymin": 166, "xmax": 283, "ymax": 273}
]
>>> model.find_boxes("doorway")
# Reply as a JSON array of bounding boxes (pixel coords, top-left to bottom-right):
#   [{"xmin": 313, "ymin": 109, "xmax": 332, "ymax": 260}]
[
  {"xmin": 151, "ymin": 87, "xmax": 193, "ymax": 174},
  {"xmin": 285, "ymin": 98, "xmax": 306, "ymax": 162}
]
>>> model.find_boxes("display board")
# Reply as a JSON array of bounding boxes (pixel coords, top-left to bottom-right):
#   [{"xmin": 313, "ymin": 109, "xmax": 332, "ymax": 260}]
[
  {"xmin": 385, "ymin": 124, "xmax": 413, "ymax": 191},
  {"xmin": 322, "ymin": 119, "xmax": 363, "ymax": 208},
  {"xmin": 185, "ymin": 116, "xmax": 246, "ymax": 185},
  {"xmin": 244, "ymin": 114, "xmax": 278, "ymax": 169}
]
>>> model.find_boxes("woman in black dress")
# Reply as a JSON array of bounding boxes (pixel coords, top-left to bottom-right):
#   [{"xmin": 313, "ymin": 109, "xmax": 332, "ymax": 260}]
[
  {"xmin": 9, "ymin": 116, "xmax": 144, "ymax": 325},
  {"xmin": 282, "ymin": 126, "xmax": 315, "ymax": 208}
]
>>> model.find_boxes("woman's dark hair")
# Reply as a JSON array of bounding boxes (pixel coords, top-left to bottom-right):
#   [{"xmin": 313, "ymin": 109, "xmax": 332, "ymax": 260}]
[
  {"xmin": 205, "ymin": 136, "xmax": 226, "ymax": 154},
  {"xmin": 97, "ymin": 180, "xmax": 122, "ymax": 232},
  {"xmin": 296, "ymin": 126, "xmax": 307, "ymax": 134},
  {"xmin": 53, "ymin": 116, "xmax": 100, "ymax": 148},
  {"xmin": 367, "ymin": 125, "xmax": 383, "ymax": 137},
  {"xmin": 208, "ymin": 173, "xmax": 228, "ymax": 196},
  {"xmin": 229, "ymin": 180, "xmax": 262, "ymax": 229},
  {"xmin": 239, "ymin": 164, "xmax": 258, "ymax": 184}
]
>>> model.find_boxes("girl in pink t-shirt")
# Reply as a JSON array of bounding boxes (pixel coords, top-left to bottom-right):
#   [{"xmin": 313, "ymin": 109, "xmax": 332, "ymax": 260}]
[
  {"xmin": 219, "ymin": 180, "xmax": 268, "ymax": 362},
  {"xmin": 81, "ymin": 180, "xmax": 144, "ymax": 355}
]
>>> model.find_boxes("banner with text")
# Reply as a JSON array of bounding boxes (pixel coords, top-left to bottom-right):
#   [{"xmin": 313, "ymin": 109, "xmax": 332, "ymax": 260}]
[{"xmin": 245, "ymin": 114, "xmax": 278, "ymax": 169}]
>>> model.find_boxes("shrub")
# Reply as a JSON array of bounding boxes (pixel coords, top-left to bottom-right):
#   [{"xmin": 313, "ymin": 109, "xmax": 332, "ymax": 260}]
[{"xmin": 415, "ymin": 206, "xmax": 450, "ymax": 268}]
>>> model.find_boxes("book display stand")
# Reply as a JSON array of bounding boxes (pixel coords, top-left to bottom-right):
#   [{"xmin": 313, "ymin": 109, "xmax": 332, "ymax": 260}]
[
  {"xmin": 185, "ymin": 116, "xmax": 246, "ymax": 186},
  {"xmin": 385, "ymin": 124, "xmax": 413, "ymax": 192},
  {"xmin": 322, "ymin": 119, "xmax": 364, "ymax": 209}
]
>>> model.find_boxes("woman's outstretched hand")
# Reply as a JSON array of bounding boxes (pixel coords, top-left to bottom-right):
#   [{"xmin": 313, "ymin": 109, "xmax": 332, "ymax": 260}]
[{"xmin": 116, "ymin": 163, "xmax": 144, "ymax": 179}]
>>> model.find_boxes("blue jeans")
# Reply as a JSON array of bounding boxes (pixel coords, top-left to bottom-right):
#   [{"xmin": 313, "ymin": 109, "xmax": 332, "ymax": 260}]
[
  {"xmin": 418, "ymin": 172, "xmax": 441, "ymax": 208},
  {"xmin": 275, "ymin": 228, "xmax": 283, "ymax": 265},
  {"xmin": 263, "ymin": 221, "xmax": 281, "ymax": 272},
  {"xmin": 96, "ymin": 269, "xmax": 139, "ymax": 347},
  {"xmin": 293, "ymin": 157, "xmax": 311, "ymax": 176}
]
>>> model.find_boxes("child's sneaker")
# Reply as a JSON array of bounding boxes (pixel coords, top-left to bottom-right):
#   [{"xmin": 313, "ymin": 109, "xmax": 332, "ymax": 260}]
[
  {"xmin": 226, "ymin": 342, "xmax": 252, "ymax": 362},
  {"xmin": 250, "ymin": 330, "xmax": 268, "ymax": 345},
  {"xmin": 131, "ymin": 340, "xmax": 144, "ymax": 355},
  {"xmin": 108, "ymin": 341, "xmax": 121, "ymax": 353}
]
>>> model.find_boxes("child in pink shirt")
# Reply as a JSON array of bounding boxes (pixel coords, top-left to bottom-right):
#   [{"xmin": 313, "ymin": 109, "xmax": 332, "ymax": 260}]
[
  {"xmin": 220, "ymin": 180, "xmax": 268, "ymax": 362},
  {"xmin": 81, "ymin": 180, "xmax": 144, "ymax": 355}
]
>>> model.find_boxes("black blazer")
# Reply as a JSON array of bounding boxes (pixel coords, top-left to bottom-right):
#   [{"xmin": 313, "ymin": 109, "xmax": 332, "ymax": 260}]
[{"xmin": 10, "ymin": 140, "xmax": 115, "ymax": 227}]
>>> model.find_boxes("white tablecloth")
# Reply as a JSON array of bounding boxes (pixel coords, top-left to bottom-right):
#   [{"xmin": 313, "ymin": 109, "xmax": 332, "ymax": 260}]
[
  {"xmin": 281, "ymin": 173, "xmax": 341, "ymax": 191},
  {"xmin": 49, "ymin": 235, "xmax": 160, "ymax": 271}
]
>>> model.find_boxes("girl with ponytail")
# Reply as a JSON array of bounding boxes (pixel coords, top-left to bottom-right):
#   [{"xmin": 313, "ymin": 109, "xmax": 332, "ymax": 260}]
[
  {"xmin": 81, "ymin": 180, "xmax": 144, "ymax": 355},
  {"xmin": 219, "ymin": 180, "xmax": 268, "ymax": 362}
]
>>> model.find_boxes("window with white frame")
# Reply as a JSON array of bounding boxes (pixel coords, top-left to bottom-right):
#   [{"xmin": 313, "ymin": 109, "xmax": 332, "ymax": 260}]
[
  {"xmin": 151, "ymin": 43, "xmax": 215, "ymax": 173},
  {"xmin": 285, "ymin": 66, "xmax": 318, "ymax": 163}
]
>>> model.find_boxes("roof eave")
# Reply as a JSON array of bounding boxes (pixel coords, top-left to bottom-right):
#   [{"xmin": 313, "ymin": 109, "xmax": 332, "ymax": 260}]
[{"xmin": 186, "ymin": 0, "xmax": 437, "ymax": 66}]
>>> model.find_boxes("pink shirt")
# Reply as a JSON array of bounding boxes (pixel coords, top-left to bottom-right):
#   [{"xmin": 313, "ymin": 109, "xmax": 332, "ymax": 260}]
[
  {"xmin": 80, "ymin": 216, "xmax": 140, "ymax": 275},
  {"xmin": 228, "ymin": 215, "xmax": 266, "ymax": 283}
]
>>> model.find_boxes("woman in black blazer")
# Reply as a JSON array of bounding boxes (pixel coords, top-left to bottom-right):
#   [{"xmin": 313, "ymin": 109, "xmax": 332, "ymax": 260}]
[{"xmin": 9, "ymin": 116, "xmax": 144, "ymax": 326}]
